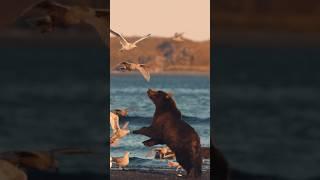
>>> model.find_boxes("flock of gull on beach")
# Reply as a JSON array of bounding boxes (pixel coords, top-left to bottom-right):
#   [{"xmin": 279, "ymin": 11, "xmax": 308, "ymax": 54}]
[{"xmin": 0, "ymin": 0, "xmax": 190, "ymax": 179}]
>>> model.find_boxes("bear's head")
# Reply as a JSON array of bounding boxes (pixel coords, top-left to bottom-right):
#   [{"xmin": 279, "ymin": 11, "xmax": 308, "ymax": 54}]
[{"xmin": 147, "ymin": 89, "xmax": 175, "ymax": 109}]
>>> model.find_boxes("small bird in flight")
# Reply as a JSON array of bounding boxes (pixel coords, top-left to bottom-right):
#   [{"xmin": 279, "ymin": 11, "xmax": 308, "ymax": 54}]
[
  {"xmin": 111, "ymin": 108, "xmax": 128, "ymax": 117},
  {"xmin": 172, "ymin": 32, "xmax": 184, "ymax": 42},
  {"xmin": 110, "ymin": 29, "xmax": 151, "ymax": 51},
  {"xmin": 113, "ymin": 62, "xmax": 151, "ymax": 82},
  {"xmin": 110, "ymin": 112, "xmax": 130, "ymax": 146}
]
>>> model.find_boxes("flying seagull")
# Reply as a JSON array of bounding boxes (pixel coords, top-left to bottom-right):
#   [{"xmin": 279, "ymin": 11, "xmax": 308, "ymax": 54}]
[
  {"xmin": 18, "ymin": 0, "xmax": 108, "ymax": 44},
  {"xmin": 110, "ymin": 112, "xmax": 130, "ymax": 146},
  {"xmin": 172, "ymin": 32, "xmax": 184, "ymax": 42},
  {"xmin": 111, "ymin": 108, "xmax": 128, "ymax": 117},
  {"xmin": 110, "ymin": 29, "xmax": 151, "ymax": 51},
  {"xmin": 113, "ymin": 62, "xmax": 151, "ymax": 82}
]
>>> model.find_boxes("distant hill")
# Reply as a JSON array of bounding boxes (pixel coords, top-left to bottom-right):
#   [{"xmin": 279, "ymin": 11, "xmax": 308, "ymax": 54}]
[{"xmin": 110, "ymin": 37, "xmax": 210, "ymax": 73}]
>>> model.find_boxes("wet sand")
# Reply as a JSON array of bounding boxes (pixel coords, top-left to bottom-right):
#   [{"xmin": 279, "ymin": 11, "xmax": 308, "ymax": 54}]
[{"xmin": 111, "ymin": 169, "xmax": 210, "ymax": 180}]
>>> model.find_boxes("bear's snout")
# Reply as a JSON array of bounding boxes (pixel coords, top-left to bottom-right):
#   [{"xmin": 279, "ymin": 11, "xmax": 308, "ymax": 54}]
[{"xmin": 147, "ymin": 89, "xmax": 157, "ymax": 97}]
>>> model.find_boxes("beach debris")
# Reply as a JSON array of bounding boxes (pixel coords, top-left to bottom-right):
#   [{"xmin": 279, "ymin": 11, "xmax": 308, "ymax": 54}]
[
  {"xmin": 110, "ymin": 112, "xmax": 130, "ymax": 146},
  {"xmin": 110, "ymin": 29, "xmax": 151, "ymax": 51},
  {"xmin": 17, "ymin": 0, "xmax": 108, "ymax": 44},
  {"xmin": 146, "ymin": 146, "xmax": 176, "ymax": 160},
  {"xmin": 0, "ymin": 160, "xmax": 27, "ymax": 180},
  {"xmin": 113, "ymin": 62, "xmax": 151, "ymax": 82},
  {"xmin": 172, "ymin": 32, "xmax": 184, "ymax": 42},
  {"xmin": 111, "ymin": 152, "xmax": 130, "ymax": 169}
]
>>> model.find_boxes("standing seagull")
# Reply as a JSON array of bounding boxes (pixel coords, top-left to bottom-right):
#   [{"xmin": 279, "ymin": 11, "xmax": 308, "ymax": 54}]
[
  {"xmin": 18, "ymin": 0, "xmax": 108, "ymax": 44},
  {"xmin": 148, "ymin": 146, "xmax": 175, "ymax": 160},
  {"xmin": 110, "ymin": 29, "xmax": 151, "ymax": 51},
  {"xmin": 113, "ymin": 62, "xmax": 151, "ymax": 82},
  {"xmin": 111, "ymin": 152, "xmax": 130, "ymax": 169},
  {"xmin": 168, "ymin": 161, "xmax": 183, "ymax": 176}
]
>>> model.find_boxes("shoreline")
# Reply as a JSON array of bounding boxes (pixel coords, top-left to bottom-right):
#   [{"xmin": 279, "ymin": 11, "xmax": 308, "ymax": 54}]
[{"xmin": 110, "ymin": 71, "xmax": 210, "ymax": 76}]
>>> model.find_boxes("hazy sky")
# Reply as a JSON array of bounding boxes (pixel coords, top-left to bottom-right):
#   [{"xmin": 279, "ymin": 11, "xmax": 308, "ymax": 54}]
[{"xmin": 111, "ymin": 0, "xmax": 210, "ymax": 41}]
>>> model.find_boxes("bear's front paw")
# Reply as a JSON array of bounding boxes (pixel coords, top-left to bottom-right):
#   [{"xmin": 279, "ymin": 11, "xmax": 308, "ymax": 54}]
[{"xmin": 143, "ymin": 139, "xmax": 157, "ymax": 147}]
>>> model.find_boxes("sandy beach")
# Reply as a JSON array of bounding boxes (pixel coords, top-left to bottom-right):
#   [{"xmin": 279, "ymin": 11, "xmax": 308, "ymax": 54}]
[{"xmin": 111, "ymin": 169, "xmax": 210, "ymax": 180}]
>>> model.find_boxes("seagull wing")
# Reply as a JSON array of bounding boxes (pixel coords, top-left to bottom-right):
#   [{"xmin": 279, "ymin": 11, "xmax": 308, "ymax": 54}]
[
  {"xmin": 133, "ymin": 34, "xmax": 151, "ymax": 45},
  {"xmin": 110, "ymin": 29, "xmax": 128, "ymax": 45},
  {"xmin": 122, "ymin": 121, "xmax": 129, "ymax": 130},
  {"xmin": 110, "ymin": 112, "xmax": 120, "ymax": 131},
  {"xmin": 135, "ymin": 64, "xmax": 150, "ymax": 82},
  {"xmin": 112, "ymin": 62, "xmax": 127, "ymax": 72}
]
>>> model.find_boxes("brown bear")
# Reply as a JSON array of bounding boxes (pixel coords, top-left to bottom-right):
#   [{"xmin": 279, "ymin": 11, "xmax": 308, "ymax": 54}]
[{"xmin": 133, "ymin": 89, "xmax": 202, "ymax": 178}]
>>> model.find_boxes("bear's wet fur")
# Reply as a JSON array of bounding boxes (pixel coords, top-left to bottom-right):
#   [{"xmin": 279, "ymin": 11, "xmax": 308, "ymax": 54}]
[{"xmin": 133, "ymin": 89, "xmax": 202, "ymax": 178}]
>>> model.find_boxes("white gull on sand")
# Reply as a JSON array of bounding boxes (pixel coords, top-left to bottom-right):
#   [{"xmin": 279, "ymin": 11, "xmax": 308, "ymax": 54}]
[{"xmin": 111, "ymin": 152, "xmax": 130, "ymax": 169}]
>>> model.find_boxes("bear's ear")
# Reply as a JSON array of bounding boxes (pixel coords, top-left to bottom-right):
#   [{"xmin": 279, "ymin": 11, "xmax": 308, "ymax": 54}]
[{"xmin": 166, "ymin": 92, "xmax": 173, "ymax": 99}]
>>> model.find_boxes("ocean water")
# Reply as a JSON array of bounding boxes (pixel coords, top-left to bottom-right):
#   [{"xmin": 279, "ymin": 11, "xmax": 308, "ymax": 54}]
[{"xmin": 110, "ymin": 74, "xmax": 211, "ymax": 171}]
